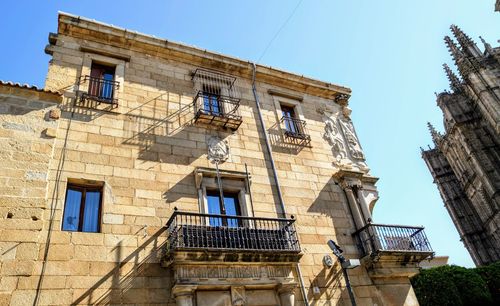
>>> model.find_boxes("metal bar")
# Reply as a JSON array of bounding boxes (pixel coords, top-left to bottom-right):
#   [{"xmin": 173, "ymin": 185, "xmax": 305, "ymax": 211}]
[
  {"xmin": 215, "ymin": 161, "xmax": 226, "ymax": 216},
  {"xmin": 245, "ymin": 163, "xmax": 255, "ymax": 217}
]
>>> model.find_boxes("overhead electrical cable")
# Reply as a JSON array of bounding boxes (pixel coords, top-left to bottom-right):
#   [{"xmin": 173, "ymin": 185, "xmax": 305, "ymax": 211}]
[{"xmin": 257, "ymin": 0, "xmax": 304, "ymax": 64}]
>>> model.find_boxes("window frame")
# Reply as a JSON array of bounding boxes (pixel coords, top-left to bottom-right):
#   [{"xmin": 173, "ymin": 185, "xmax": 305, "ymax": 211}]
[
  {"xmin": 79, "ymin": 52, "xmax": 125, "ymax": 94},
  {"xmin": 201, "ymin": 84, "xmax": 223, "ymax": 116},
  {"xmin": 62, "ymin": 183, "xmax": 103, "ymax": 233},
  {"xmin": 205, "ymin": 189, "xmax": 242, "ymax": 227},
  {"xmin": 88, "ymin": 62, "xmax": 117, "ymax": 102},
  {"xmin": 280, "ymin": 104, "xmax": 299, "ymax": 134},
  {"xmin": 195, "ymin": 168, "xmax": 254, "ymax": 224},
  {"xmin": 271, "ymin": 95, "xmax": 306, "ymax": 139}
]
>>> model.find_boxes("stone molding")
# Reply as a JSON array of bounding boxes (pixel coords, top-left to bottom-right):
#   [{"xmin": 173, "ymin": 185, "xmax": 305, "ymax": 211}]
[{"xmin": 175, "ymin": 264, "xmax": 295, "ymax": 282}]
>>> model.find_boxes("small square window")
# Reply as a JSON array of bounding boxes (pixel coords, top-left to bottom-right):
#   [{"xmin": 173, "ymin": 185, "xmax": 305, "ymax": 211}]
[{"xmin": 62, "ymin": 183, "xmax": 103, "ymax": 233}]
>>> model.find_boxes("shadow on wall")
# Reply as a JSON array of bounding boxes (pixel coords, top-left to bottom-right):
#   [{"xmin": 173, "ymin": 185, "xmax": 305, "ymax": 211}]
[
  {"xmin": 60, "ymin": 95, "xmax": 117, "ymax": 122},
  {"xmin": 60, "ymin": 85, "xmax": 234, "ymax": 166},
  {"xmin": 267, "ymin": 120, "xmax": 306, "ymax": 155},
  {"xmin": 307, "ymin": 177, "xmax": 354, "ymax": 248},
  {"xmin": 309, "ymin": 264, "xmax": 345, "ymax": 306},
  {"xmin": 306, "ymin": 177, "xmax": 363, "ymax": 303},
  {"xmin": 162, "ymin": 174, "xmax": 198, "ymax": 205},
  {"xmin": 72, "ymin": 227, "xmax": 174, "ymax": 305},
  {"xmin": 122, "ymin": 92, "xmax": 236, "ymax": 165}
]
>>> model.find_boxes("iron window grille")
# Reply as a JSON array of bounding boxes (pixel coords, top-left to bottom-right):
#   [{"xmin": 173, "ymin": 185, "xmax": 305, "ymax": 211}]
[{"xmin": 192, "ymin": 69, "xmax": 242, "ymax": 130}]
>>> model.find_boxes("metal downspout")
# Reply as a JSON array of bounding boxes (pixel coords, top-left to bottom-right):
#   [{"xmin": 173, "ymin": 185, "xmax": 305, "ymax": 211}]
[
  {"xmin": 251, "ymin": 62, "xmax": 287, "ymax": 218},
  {"xmin": 251, "ymin": 63, "xmax": 310, "ymax": 306}
]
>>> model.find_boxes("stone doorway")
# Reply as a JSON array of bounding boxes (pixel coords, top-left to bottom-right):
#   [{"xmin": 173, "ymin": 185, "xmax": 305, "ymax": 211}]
[
  {"xmin": 195, "ymin": 289, "xmax": 280, "ymax": 306},
  {"xmin": 174, "ymin": 285, "xmax": 293, "ymax": 306}
]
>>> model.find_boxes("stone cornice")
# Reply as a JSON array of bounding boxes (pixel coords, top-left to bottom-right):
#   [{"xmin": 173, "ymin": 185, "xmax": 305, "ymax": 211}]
[{"xmin": 55, "ymin": 12, "xmax": 351, "ymax": 101}]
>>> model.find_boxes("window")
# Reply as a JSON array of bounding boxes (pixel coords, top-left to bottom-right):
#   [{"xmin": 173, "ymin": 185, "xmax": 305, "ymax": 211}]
[
  {"xmin": 62, "ymin": 183, "xmax": 103, "ymax": 233},
  {"xmin": 206, "ymin": 190, "xmax": 241, "ymax": 227},
  {"xmin": 281, "ymin": 104, "xmax": 298, "ymax": 134},
  {"xmin": 202, "ymin": 84, "xmax": 222, "ymax": 116},
  {"xmin": 88, "ymin": 63, "xmax": 116, "ymax": 102}
]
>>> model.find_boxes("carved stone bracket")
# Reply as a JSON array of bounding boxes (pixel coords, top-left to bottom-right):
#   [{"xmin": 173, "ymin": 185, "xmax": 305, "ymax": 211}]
[{"xmin": 334, "ymin": 93, "xmax": 350, "ymax": 107}]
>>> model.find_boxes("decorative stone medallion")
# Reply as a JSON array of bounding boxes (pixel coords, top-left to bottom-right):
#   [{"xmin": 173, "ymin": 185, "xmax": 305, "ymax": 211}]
[{"xmin": 207, "ymin": 136, "xmax": 230, "ymax": 163}]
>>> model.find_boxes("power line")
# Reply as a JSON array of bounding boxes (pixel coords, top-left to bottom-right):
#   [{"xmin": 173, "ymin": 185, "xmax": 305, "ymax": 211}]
[{"xmin": 257, "ymin": 0, "xmax": 304, "ymax": 64}]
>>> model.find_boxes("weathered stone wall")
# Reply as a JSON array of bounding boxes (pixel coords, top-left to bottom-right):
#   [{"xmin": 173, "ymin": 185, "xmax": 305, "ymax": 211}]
[
  {"xmin": 0, "ymin": 85, "xmax": 61, "ymax": 305},
  {"xmin": 0, "ymin": 13, "xmax": 421, "ymax": 306}
]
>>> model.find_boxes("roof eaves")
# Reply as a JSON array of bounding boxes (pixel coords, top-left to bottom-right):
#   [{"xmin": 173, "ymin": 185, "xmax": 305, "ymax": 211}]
[{"xmin": 0, "ymin": 80, "xmax": 62, "ymax": 95}]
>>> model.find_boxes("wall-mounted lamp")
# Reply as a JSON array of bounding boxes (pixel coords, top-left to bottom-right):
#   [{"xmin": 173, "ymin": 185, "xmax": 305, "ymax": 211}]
[
  {"xmin": 342, "ymin": 259, "xmax": 360, "ymax": 269},
  {"xmin": 327, "ymin": 239, "xmax": 358, "ymax": 306}
]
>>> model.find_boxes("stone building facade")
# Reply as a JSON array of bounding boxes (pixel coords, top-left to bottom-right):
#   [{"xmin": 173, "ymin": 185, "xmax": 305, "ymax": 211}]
[
  {"xmin": 422, "ymin": 26, "xmax": 500, "ymax": 266},
  {"xmin": 1, "ymin": 12, "xmax": 433, "ymax": 306}
]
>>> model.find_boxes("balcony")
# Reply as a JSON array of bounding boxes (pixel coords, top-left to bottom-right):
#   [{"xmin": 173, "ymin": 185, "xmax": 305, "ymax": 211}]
[
  {"xmin": 163, "ymin": 211, "xmax": 301, "ymax": 265},
  {"xmin": 192, "ymin": 69, "xmax": 242, "ymax": 130},
  {"xmin": 353, "ymin": 223, "xmax": 434, "ymax": 262},
  {"xmin": 280, "ymin": 116, "xmax": 311, "ymax": 146},
  {"xmin": 76, "ymin": 75, "xmax": 119, "ymax": 108},
  {"xmin": 193, "ymin": 92, "xmax": 242, "ymax": 130}
]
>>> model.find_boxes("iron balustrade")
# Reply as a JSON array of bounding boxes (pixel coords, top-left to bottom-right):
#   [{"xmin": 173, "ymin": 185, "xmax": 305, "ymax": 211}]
[
  {"xmin": 191, "ymin": 69, "xmax": 242, "ymax": 130},
  {"xmin": 280, "ymin": 116, "xmax": 311, "ymax": 143},
  {"xmin": 353, "ymin": 223, "xmax": 433, "ymax": 258},
  {"xmin": 165, "ymin": 211, "xmax": 301, "ymax": 253},
  {"xmin": 193, "ymin": 91, "xmax": 242, "ymax": 122},
  {"xmin": 78, "ymin": 75, "xmax": 119, "ymax": 106}
]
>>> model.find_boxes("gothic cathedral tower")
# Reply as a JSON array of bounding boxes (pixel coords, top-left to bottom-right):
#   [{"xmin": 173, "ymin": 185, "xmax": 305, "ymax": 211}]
[{"xmin": 422, "ymin": 25, "xmax": 500, "ymax": 266}]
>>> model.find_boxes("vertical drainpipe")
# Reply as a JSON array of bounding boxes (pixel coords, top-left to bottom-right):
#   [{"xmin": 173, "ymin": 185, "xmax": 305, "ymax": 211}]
[
  {"xmin": 250, "ymin": 63, "xmax": 287, "ymax": 218},
  {"xmin": 251, "ymin": 63, "xmax": 310, "ymax": 306}
]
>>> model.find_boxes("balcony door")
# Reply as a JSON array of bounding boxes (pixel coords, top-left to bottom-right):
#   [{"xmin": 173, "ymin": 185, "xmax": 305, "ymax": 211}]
[
  {"xmin": 281, "ymin": 105, "xmax": 298, "ymax": 134},
  {"xmin": 206, "ymin": 190, "xmax": 241, "ymax": 227},
  {"xmin": 89, "ymin": 63, "xmax": 115, "ymax": 101},
  {"xmin": 202, "ymin": 85, "xmax": 222, "ymax": 115}
]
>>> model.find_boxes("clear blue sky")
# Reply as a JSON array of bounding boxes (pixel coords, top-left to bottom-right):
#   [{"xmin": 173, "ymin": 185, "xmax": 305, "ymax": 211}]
[{"xmin": 1, "ymin": 1, "xmax": 498, "ymax": 267}]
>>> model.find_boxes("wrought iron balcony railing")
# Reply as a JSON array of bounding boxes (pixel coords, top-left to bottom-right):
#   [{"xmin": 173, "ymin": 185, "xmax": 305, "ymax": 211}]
[
  {"xmin": 192, "ymin": 69, "xmax": 242, "ymax": 130},
  {"xmin": 193, "ymin": 92, "xmax": 242, "ymax": 130},
  {"xmin": 353, "ymin": 223, "xmax": 433, "ymax": 258},
  {"xmin": 77, "ymin": 75, "xmax": 119, "ymax": 107},
  {"xmin": 280, "ymin": 116, "xmax": 311, "ymax": 146},
  {"xmin": 165, "ymin": 211, "xmax": 301, "ymax": 253}
]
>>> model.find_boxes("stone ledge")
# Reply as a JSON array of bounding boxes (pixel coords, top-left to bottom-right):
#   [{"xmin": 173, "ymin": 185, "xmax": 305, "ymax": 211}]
[{"xmin": 162, "ymin": 250, "xmax": 303, "ymax": 267}]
